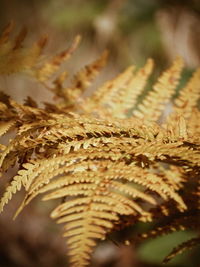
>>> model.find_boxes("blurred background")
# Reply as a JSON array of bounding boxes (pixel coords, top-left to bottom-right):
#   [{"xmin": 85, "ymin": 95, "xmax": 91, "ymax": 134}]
[{"xmin": 0, "ymin": 0, "xmax": 200, "ymax": 266}]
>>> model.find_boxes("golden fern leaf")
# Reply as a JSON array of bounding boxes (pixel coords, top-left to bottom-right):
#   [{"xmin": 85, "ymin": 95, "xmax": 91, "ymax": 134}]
[
  {"xmin": 187, "ymin": 109, "xmax": 200, "ymax": 144},
  {"xmin": 101, "ymin": 58, "xmax": 154, "ymax": 119},
  {"xmin": 133, "ymin": 57, "xmax": 184, "ymax": 121},
  {"xmin": 0, "ymin": 164, "xmax": 33, "ymax": 212},
  {"xmin": 84, "ymin": 59, "xmax": 153, "ymax": 119},
  {"xmin": 119, "ymin": 58, "xmax": 154, "ymax": 118},
  {"xmin": 83, "ymin": 65, "xmax": 135, "ymax": 117},
  {"xmin": 173, "ymin": 68, "xmax": 200, "ymax": 119},
  {"xmin": 157, "ymin": 165, "xmax": 185, "ymax": 191}
]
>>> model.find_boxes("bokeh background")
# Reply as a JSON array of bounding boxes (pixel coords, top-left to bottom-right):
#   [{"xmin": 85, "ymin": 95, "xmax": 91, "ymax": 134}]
[{"xmin": 0, "ymin": 0, "xmax": 200, "ymax": 266}]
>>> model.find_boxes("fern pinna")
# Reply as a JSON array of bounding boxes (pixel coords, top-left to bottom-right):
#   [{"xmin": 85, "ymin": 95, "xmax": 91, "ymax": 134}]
[{"xmin": 0, "ymin": 23, "xmax": 199, "ymax": 267}]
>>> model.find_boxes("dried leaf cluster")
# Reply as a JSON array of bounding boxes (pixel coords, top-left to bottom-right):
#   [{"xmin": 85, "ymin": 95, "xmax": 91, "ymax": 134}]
[{"xmin": 0, "ymin": 23, "xmax": 199, "ymax": 267}]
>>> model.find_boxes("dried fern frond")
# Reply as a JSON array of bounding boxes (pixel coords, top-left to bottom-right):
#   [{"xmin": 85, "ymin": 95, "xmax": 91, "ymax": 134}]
[
  {"xmin": 133, "ymin": 57, "xmax": 184, "ymax": 121},
  {"xmin": 82, "ymin": 65, "xmax": 135, "ymax": 118},
  {"xmin": 173, "ymin": 68, "xmax": 200, "ymax": 119},
  {"xmin": 85, "ymin": 58, "xmax": 154, "ymax": 119},
  {"xmin": 0, "ymin": 27, "xmax": 200, "ymax": 267}
]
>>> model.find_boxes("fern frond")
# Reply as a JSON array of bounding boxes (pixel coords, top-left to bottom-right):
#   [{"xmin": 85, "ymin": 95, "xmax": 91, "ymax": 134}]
[
  {"xmin": 0, "ymin": 168, "xmax": 31, "ymax": 212},
  {"xmin": 134, "ymin": 57, "xmax": 184, "ymax": 121},
  {"xmin": 173, "ymin": 68, "xmax": 200, "ymax": 119},
  {"xmin": 121, "ymin": 58, "xmax": 153, "ymax": 118},
  {"xmin": 106, "ymin": 58, "xmax": 154, "ymax": 118},
  {"xmin": 187, "ymin": 109, "xmax": 200, "ymax": 144},
  {"xmin": 84, "ymin": 65, "xmax": 135, "ymax": 117}
]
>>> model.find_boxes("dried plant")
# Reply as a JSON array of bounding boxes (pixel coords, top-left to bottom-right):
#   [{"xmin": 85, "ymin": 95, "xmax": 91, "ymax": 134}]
[{"xmin": 0, "ymin": 23, "xmax": 199, "ymax": 267}]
